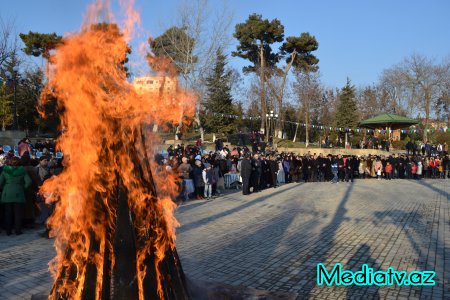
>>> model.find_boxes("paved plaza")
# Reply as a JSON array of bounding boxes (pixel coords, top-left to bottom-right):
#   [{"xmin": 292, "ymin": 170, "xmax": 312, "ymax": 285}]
[{"xmin": 0, "ymin": 179, "xmax": 449, "ymax": 299}]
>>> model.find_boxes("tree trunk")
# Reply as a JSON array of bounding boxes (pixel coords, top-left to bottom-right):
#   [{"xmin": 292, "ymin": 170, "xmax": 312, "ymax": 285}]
[
  {"xmin": 293, "ymin": 122, "xmax": 299, "ymax": 143},
  {"xmin": 424, "ymin": 91, "xmax": 431, "ymax": 142},
  {"xmin": 152, "ymin": 124, "xmax": 158, "ymax": 133},
  {"xmin": 259, "ymin": 44, "xmax": 266, "ymax": 134},
  {"xmin": 345, "ymin": 132, "xmax": 348, "ymax": 148},
  {"xmin": 199, "ymin": 125, "xmax": 204, "ymax": 144},
  {"xmin": 305, "ymin": 111, "xmax": 309, "ymax": 147},
  {"xmin": 192, "ymin": 113, "xmax": 204, "ymax": 143}
]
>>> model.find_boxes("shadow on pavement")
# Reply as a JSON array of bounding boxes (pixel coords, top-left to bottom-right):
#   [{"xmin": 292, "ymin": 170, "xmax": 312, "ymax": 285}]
[{"xmin": 178, "ymin": 183, "xmax": 301, "ymax": 234}]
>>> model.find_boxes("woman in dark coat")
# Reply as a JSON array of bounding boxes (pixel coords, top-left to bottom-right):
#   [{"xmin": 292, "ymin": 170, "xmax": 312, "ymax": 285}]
[{"xmin": 0, "ymin": 156, "xmax": 32, "ymax": 235}]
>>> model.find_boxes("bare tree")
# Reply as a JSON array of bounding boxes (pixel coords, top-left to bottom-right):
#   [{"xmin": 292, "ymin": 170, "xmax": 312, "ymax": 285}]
[
  {"xmin": 292, "ymin": 71, "xmax": 322, "ymax": 144},
  {"xmin": 382, "ymin": 54, "xmax": 450, "ymax": 140},
  {"xmin": 0, "ymin": 17, "xmax": 15, "ymax": 68},
  {"xmin": 356, "ymin": 84, "xmax": 394, "ymax": 119},
  {"xmin": 380, "ymin": 68, "xmax": 411, "ymax": 115},
  {"xmin": 152, "ymin": 0, "xmax": 233, "ymax": 141},
  {"xmin": 266, "ymin": 61, "xmax": 294, "ymax": 139}
]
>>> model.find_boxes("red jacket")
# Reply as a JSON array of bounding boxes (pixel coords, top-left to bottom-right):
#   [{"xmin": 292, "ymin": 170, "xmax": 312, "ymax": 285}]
[
  {"xmin": 385, "ymin": 164, "xmax": 392, "ymax": 173},
  {"xmin": 411, "ymin": 163, "xmax": 417, "ymax": 174}
]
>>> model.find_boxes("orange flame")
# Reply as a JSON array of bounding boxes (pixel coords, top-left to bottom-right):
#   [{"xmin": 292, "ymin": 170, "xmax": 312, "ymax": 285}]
[{"xmin": 41, "ymin": 1, "xmax": 195, "ymax": 299}]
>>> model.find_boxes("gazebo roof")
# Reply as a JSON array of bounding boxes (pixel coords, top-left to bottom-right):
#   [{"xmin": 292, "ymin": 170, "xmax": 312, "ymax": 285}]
[{"xmin": 359, "ymin": 113, "xmax": 418, "ymax": 129}]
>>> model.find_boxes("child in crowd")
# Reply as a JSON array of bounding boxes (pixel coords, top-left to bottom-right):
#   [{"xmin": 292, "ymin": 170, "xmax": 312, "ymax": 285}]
[
  {"xmin": 375, "ymin": 159, "xmax": 383, "ymax": 180},
  {"xmin": 385, "ymin": 162, "xmax": 392, "ymax": 180},
  {"xmin": 202, "ymin": 163, "xmax": 214, "ymax": 199}
]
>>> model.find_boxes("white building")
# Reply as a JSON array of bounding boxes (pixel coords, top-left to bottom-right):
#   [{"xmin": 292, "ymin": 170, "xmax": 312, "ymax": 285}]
[{"xmin": 133, "ymin": 76, "xmax": 177, "ymax": 95}]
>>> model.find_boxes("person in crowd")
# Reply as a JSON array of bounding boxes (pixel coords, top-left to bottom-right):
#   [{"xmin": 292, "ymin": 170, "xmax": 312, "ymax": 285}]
[
  {"xmin": 310, "ymin": 154, "xmax": 318, "ymax": 182},
  {"xmin": 18, "ymin": 138, "xmax": 32, "ymax": 158},
  {"xmin": 375, "ymin": 158, "xmax": 383, "ymax": 180},
  {"xmin": 260, "ymin": 155, "xmax": 270, "ymax": 190},
  {"xmin": 438, "ymin": 157, "xmax": 444, "ymax": 179},
  {"xmin": 430, "ymin": 157, "xmax": 437, "ymax": 179},
  {"xmin": 437, "ymin": 143, "xmax": 443, "ymax": 156},
  {"xmin": 252, "ymin": 154, "xmax": 262, "ymax": 192},
  {"xmin": 423, "ymin": 156, "xmax": 429, "ymax": 179},
  {"xmin": 302, "ymin": 155, "xmax": 310, "ymax": 182},
  {"xmin": 358, "ymin": 156, "xmax": 365, "ymax": 179},
  {"xmin": 193, "ymin": 160, "xmax": 204, "ymax": 200},
  {"xmin": 240, "ymin": 153, "xmax": 252, "ymax": 195},
  {"xmin": 318, "ymin": 154, "xmax": 326, "ymax": 182},
  {"xmin": 196, "ymin": 138, "xmax": 203, "ymax": 152},
  {"xmin": 215, "ymin": 138, "xmax": 224, "ymax": 152},
  {"xmin": 345, "ymin": 156, "xmax": 355, "ymax": 183},
  {"xmin": 282, "ymin": 156, "xmax": 290, "ymax": 183},
  {"xmin": 35, "ymin": 155, "xmax": 53, "ymax": 238},
  {"xmin": 277, "ymin": 157, "xmax": 285, "ymax": 185},
  {"xmin": 202, "ymin": 163, "xmax": 215, "ymax": 199},
  {"xmin": 331, "ymin": 159, "xmax": 339, "ymax": 184},
  {"xmin": 178, "ymin": 157, "xmax": 193, "ymax": 201},
  {"xmin": 19, "ymin": 152, "xmax": 40, "ymax": 228},
  {"xmin": 0, "ymin": 156, "xmax": 32, "ymax": 235},
  {"xmin": 268, "ymin": 155, "xmax": 278, "ymax": 188},
  {"xmin": 444, "ymin": 154, "xmax": 450, "ymax": 178},
  {"xmin": 416, "ymin": 160, "xmax": 423, "ymax": 180},
  {"xmin": 411, "ymin": 162, "xmax": 417, "ymax": 179},
  {"xmin": 385, "ymin": 161, "xmax": 393, "ymax": 180},
  {"xmin": 405, "ymin": 157, "xmax": 412, "ymax": 179},
  {"xmin": 336, "ymin": 154, "xmax": 345, "ymax": 182}
]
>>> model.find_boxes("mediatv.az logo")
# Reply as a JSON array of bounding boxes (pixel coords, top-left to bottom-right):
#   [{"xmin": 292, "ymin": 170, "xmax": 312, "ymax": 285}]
[{"xmin": 317, "ymin": 263, "xmax": 436, "ymax": 286}]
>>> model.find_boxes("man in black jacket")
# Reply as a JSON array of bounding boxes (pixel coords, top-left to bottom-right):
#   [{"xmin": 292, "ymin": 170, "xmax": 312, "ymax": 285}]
[
  {"xmin": 241, "ymin": 154, "xmax": 253, "ymax": 195},
  {"xmin": 268, "ymin": 156, "xmax": 279, "ymax": 187},
  {"xmin": 389, "ymin": 154, "xmax": 398, "ymax": 179},
  {"xmin": 260, "ymin": 155, "xmax": 270, "ymax": 190},
  {"xmin": 251, "ymin": 154, "xmax": 262, "ymax": 192},
  {"xmin": 310, "ymin": 155, "xmax": 318, "ymax": 182},
  {"xmin": 302, "ymin": 156, "xmax": 310, "ymax": 182},
  {"xmin": 317, "ymin": 154, "xmax": 326, "ymax": 182},
  {"xmin": 345, "ymin": 156, "xmax": 354, "ymax": 182},
  {"xmin": 336, "ymin": 154, "xmax": 345, "ymax": 182}
]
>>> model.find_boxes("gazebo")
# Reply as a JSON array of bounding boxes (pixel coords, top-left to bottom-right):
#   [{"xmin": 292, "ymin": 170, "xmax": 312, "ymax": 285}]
[{"xmin": 359, "ymin": 113, "xmax": 418, "ymax": 140}]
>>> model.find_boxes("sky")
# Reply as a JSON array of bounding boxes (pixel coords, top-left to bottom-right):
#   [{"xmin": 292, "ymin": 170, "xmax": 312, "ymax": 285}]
[{"xmin": 3, "ymin": 0, "xmax": 450, "ymax": 89}]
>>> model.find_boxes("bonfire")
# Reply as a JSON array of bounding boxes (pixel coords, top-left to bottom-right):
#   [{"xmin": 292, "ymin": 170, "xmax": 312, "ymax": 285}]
[{"xmin": 40, "ymin": 0, "xmax": 194, "ymax": 299}]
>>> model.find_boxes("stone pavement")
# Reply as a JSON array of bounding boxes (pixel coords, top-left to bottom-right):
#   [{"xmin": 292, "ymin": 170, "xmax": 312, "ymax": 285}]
[{"xmin": 0, "ymin": 179, "xmax": 449, "ymax": 299}]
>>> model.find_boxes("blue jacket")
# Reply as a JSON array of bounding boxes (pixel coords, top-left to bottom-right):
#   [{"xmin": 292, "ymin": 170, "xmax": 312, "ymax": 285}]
[{"xmin": 331, "ymin": 163, "xmax": 338, "ymax": 173}]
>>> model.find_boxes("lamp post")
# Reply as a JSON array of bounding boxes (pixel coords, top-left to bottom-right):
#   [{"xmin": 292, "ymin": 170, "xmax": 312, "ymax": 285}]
[
  {"xmin": 5, "ymin": 66, "xmax": 20, "ymax": 130},
  {"xmin": 265, "ymin": 110, "xmax": 278, "ymax": 141}
]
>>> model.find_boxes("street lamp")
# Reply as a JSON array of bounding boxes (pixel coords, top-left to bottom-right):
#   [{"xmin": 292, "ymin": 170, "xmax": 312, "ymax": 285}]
[
  {"xmin": 265, "ymin": 110, "xmax": 279, "ymax": 140},
  {"xmin": 5, "ymin": 66, "xmax": 21, "ymax": 130}
]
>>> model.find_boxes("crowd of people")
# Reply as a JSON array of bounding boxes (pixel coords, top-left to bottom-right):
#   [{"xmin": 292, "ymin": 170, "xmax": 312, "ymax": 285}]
[
  {"xmin": 0, "ymin": 138, "xmax": 62, "ymax": 236},
  {"xmin": 1, "ymin": 136, "xmax": 449, "ymax": 236},
  {"xmin": 161, "ymin": 143, "xmax": 450, "ymax": 199}
]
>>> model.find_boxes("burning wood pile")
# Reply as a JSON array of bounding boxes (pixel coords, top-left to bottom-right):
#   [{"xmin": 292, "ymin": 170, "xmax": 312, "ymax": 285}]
[{"xmin": 40, "ymin": 1, "xmax": 194, "ymax": 299}]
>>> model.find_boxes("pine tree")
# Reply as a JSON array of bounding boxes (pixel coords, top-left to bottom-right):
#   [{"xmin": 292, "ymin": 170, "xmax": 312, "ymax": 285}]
[
  {"xmin": 203, "ymin": 49, "xmax": 235, "ymax": 134},
  {"xmin": 335, "ymin": 78, "xmax": 359, "ymax": 146}
]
